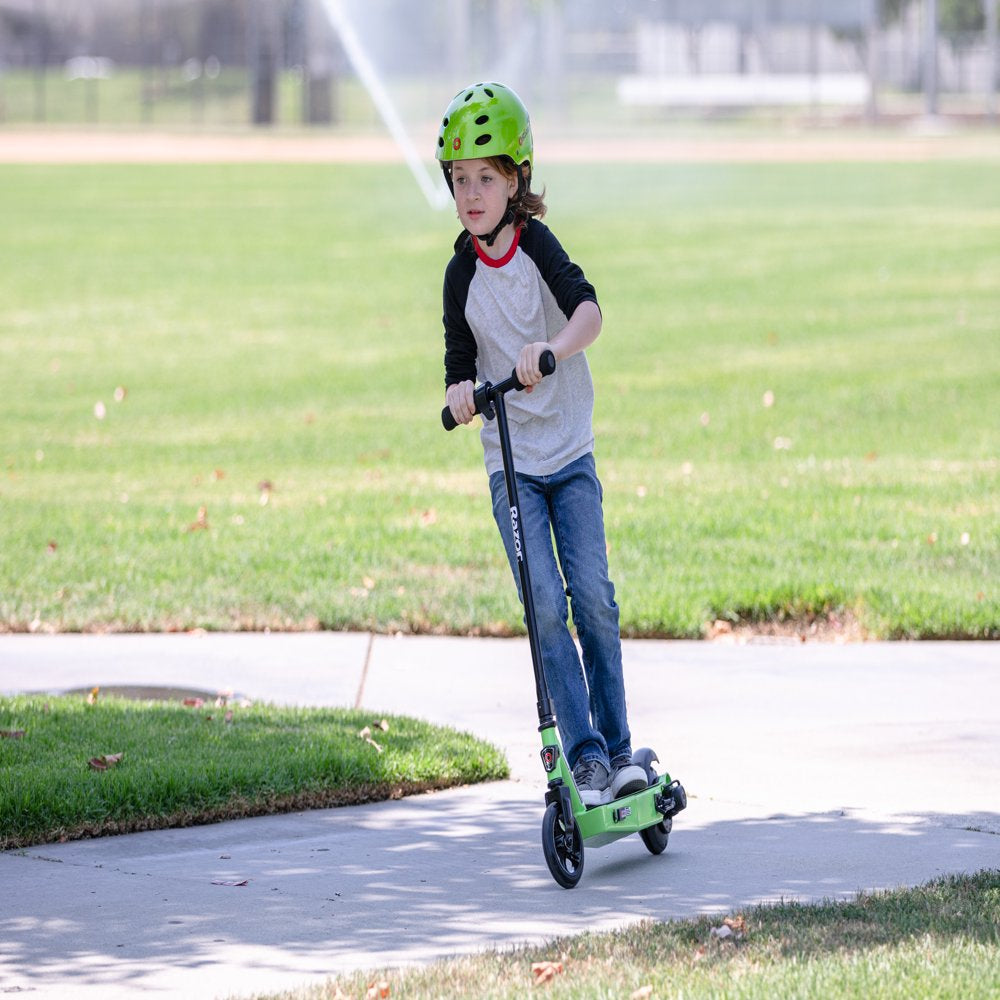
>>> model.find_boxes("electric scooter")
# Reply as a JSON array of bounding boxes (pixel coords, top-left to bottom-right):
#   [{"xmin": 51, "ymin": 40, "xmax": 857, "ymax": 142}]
[{"xmin": 443, "ymin": 350, "xmax": 686, "ymax": 888}]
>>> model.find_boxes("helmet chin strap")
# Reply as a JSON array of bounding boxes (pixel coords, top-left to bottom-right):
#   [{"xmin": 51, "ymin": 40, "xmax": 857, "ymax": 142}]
[
  {"xmin": 478, "ymin": 205, "xmax": 517, "ymax": 247},
  {"xmin": 444, "ymin": 161, "xmax": 528, "ymax": 248}
]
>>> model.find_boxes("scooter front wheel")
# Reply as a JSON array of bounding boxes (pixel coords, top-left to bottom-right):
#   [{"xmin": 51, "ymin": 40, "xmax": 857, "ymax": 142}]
[
  {"xmin": 639, "ymin": 817, "xmax": 671, "ymax": 855},
  {"xmin": 541, "ymin": 801, "xmax": 584, "ymax": 888}
]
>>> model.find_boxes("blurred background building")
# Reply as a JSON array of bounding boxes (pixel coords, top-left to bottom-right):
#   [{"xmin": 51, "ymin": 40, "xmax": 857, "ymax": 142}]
[{"xmin": 0, "ymin": 0, "xmax": 996, "ymax": 131}]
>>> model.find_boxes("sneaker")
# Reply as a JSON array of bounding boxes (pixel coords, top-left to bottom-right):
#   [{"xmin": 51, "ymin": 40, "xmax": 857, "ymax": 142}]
[
  {"xmin": 572, "ymin": 758, "xmax": 611, "ymax": 806},
  {"xmin": 610, "ymin": 755, "xmax": 648, "ymax": 799}
]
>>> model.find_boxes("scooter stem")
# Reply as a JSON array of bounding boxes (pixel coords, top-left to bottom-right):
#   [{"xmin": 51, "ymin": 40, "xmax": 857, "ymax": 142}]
[{"xmin": 492, "ymin": 390, "xmax": 556, "ymax": 729}]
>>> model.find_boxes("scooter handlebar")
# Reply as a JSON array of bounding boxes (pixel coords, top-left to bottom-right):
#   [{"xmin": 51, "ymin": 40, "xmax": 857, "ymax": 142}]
[{"xmin": 441, "ymin": 350, "xmax": 556, "ymax": 431}]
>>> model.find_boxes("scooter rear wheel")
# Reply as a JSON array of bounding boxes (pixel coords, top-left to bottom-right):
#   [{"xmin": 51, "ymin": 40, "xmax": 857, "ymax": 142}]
[
  {"xmin": 639, "ymin": 817, "xmax": 671, "ymax": 855},
  {"xmin": 541, "ymin": 801, "xmax": 584, "ymax": 888}
]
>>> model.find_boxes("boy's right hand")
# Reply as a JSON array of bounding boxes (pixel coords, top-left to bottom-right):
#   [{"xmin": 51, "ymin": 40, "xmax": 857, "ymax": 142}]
[{"xmin": 445, "ymin": 380, "xmax": 476, "ymax": 426}]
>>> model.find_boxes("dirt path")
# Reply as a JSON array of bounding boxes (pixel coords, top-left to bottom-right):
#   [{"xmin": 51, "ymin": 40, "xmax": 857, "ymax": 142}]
[{"xmin": 2, "ymin": 127, "xmax": 999, "ymax": 164}]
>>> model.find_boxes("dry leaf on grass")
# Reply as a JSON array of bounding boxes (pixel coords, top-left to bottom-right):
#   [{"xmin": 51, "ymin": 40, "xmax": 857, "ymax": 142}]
[
  {"xmin": 357, "ymin": 726, "xmax": 383, "ymax": 753},
  {"xmin": 631, "ymin": 987, "xmax": 654, "ymax": 1000},
  {"xmin": 88, "ymin": 752, "xmax": 124, "ymax": 771},
  {"xmin": 531, "ymin": 960, "xmax": 564, "ymax": 985},
  {"xmin": 1, "ymin": 729, "xmax": 26, "ymax": 740},
  {"xmin": 184, "ymin": 505, "xmax": 209, "ymax": 532},
  {"xmin": 86, "ymin": 686, "xmax": 100, "ymax": 705},
  {"xmin": 365, "ymin": 981, "xmax": 390, "ymax": 999},
  {"xmin": 710, "ymin": 914, "xmax": 747, "ymax": 942},
  {"xmin": 211, "ymin": 879, "xmax": 249, "ymax": 887},
  {"xmin": 182, "ymin": 697, "xmax": 205, "ymax": 708}
]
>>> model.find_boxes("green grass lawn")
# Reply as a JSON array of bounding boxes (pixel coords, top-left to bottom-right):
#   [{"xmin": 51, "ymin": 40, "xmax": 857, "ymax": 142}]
[
  {"xmin": 0, "ymin": 159, "xmax": 997, "ymax": 638},
  {"xmin": 0, "ymin": 692, "xmax": 507, "ymax": 849},
  {"xmin": 252, "ymin": 870, "xmax": 1000, "ymax": 1000}
]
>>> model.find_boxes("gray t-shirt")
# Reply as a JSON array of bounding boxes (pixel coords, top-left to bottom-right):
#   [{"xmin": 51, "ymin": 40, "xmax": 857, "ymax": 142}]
[{"xmin": 443, "ymin": 219, "xmax": 600, "ymax": 477}]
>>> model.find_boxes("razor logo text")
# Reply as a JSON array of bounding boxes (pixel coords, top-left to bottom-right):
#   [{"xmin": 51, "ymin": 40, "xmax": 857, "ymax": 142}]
[{"xmin": 510, "ymin": 505, "xmax": 522, "ymax": 561}]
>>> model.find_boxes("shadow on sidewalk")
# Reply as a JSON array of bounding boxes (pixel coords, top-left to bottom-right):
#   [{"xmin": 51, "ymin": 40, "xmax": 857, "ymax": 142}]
[{"xmin": 3, "ymin": 785, "xmax": 998, "ymax": 997}]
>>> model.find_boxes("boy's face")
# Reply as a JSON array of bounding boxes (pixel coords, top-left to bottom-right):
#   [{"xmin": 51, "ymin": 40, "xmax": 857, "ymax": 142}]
[{"xmin": 451, "ymin": 159, "xmax": 519, "ymax": 239}]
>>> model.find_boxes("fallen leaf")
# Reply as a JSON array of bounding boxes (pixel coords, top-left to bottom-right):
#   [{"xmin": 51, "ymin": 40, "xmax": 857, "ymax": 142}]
[
  {"xmin": 531, "ymin": 960, "xmax": 564, "ymax": 985},
  {"xmin": 211, "ymin": 879, "xmax": 249, "ymax": 887},
  {"xmin": 183, "ymin": 697, "xmax": 205, "ymax": 708},
  {"xmin": 211, "ymin": 468, "xmax": 225, "ymax": 480},
  {"xmin": 88, "ymin": 752, "xmax": 124, "ymax": 771},
  {"xmin": 762, "ymin": 389, "xmax": 775, "ymax": 408},
  {"xmin": 185, "ymin": 506, "xmax": 209, "ymax": 532},
  {"xmin": 419, "ymin": 508, "xmax": 437, "ymax": 526},
  {"xmin": 631, "ymin": 988, "xmax": 654, "ymax": 1000},
  {"xmin": 46, "ymin": 540, "xmax": 57, "ymax": 554},
  {"xmin": 365, "ymin": 981, "xmax": 390, "ymax": 999},
  {"xmin": 0, "ymin": 729, "xmax": 26, "ymax": 740},
  {"xmin": 93, "ymin": 401, "xmax": 106, "ymax": 420},
  {"xmin": 114, "ymin": 386, "xmax": 127, "ymax": 402},
  {"xmin": 706, "ymin": 619, "xmax": 733, "ymax": 640},
  {"xmin": 86, "ymin": 686, "xmax": 100, "ymax": 705},
  {"xmin": 724, "ymin": 915, "xmax": 747, "ymax": 935}
]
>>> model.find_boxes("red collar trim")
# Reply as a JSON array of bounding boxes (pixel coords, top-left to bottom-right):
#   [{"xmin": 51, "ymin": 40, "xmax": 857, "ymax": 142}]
[{"xmin": 473, "ymin": 225, "xmax": 521, "ymax": 268}]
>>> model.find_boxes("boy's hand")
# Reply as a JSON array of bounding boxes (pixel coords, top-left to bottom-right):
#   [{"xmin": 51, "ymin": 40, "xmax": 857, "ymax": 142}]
[
  {"xmin": 516, "ymin": 342, "xmax": 550, "ymax": 394},
  {"xmin": 445, "ymin": 380, "xmax": 476, "ymax": 425}
]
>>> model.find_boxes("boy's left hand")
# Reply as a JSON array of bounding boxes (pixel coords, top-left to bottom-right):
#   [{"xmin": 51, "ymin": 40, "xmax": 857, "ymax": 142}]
[{"xmin": 516, "ymin": 342, "xmax": 551, "ymax": 394}]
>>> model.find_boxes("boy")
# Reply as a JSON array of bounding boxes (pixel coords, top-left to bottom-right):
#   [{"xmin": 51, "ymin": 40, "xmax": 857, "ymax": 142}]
[{"xmin": 438, "ymin": 82, "xmax": 645, "ymax": 806}]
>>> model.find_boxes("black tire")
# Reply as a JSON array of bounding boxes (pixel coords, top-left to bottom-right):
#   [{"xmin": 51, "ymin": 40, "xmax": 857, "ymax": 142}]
[
  {"xmin": 541, "ymin": 802, "xmax": 584, "ymax": 888},
  {"xmin": 639, "ymin": 817, "xmax": 671, "ymax": 855}
]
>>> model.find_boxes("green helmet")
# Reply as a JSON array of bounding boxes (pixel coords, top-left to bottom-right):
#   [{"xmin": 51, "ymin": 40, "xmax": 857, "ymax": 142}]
[{"xmin": 436, "ymin": 82, "xmax": 532, "ymax": 174}]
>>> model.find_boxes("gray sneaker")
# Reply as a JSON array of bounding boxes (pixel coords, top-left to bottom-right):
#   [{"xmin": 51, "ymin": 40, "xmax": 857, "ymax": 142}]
[
  {"xmin": 610, "ymin": 755, "xmax": 648, "ymax": 799},
  {"xmin": 573, "ymin": 758, "xmax": 611, "ymax": 806}
]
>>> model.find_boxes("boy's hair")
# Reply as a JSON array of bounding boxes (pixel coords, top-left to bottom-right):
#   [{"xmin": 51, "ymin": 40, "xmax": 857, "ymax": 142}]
[{"xmin": 485, "ymin": 156, "xmax": 547, "ymax": 225}]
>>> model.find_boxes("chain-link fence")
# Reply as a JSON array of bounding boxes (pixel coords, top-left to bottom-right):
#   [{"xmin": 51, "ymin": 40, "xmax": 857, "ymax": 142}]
[{"xmin": 0, "ymin": 0, "xmax": 997, "ymax": 129}]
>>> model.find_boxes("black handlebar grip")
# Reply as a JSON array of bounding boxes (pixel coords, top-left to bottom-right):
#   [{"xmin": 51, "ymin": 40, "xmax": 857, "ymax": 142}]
[
  {"xmin": 441, "ymin": 349, "xmax": 557, "ymax": 431},
  {"xmin": 442, "ymin": 404, "xmax": 459, "ymax": 432}
]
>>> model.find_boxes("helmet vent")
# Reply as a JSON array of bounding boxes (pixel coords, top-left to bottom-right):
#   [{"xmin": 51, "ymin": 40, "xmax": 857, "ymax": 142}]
[
  {"xmin": 475, "ymin": 114, "xmax": 489, "ymax": 125},
  {"xmin": 442, "ymin": 116, "xmax": 449, "ymax": 126},
  {"xmin": 475, "ymin": 133, "xmax": 492, "ymax": 146},
  {"xmin": 484, "ymin": 87, "xmax": 494, "ymax": 98},
  {"xmin": 437, "ymin": 137, "xmax": 444, "ymax": 148},
  {"xmin": 464, "ymin": 91, "xmax": 473, "ymax": 102}
]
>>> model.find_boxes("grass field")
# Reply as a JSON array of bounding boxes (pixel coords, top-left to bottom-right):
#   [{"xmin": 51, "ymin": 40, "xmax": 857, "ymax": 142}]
[{"xmin": 1, "ymin": 157, "xmax": 997, "ymax": 638}]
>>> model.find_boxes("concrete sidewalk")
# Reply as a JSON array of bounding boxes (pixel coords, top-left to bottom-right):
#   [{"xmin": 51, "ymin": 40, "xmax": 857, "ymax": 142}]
[{"xmin": 1, "ymin": 633, "xmax": 998, "ymax": 999}]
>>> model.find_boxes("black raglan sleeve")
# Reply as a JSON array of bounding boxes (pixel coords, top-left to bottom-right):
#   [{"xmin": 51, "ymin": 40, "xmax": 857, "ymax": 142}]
[
  {"xmin": 521, "ymin": 220, "xmax": 600, "ymax": 321},
  {"xmin": 442, "ymin": 241, "xmax": 478, "ymax": 388}
]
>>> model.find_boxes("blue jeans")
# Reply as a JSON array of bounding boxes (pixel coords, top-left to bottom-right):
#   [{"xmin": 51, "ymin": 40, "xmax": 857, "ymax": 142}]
[{"xmin": 489, "ymin": 452, "xmax": 632, "ymax": 770}]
